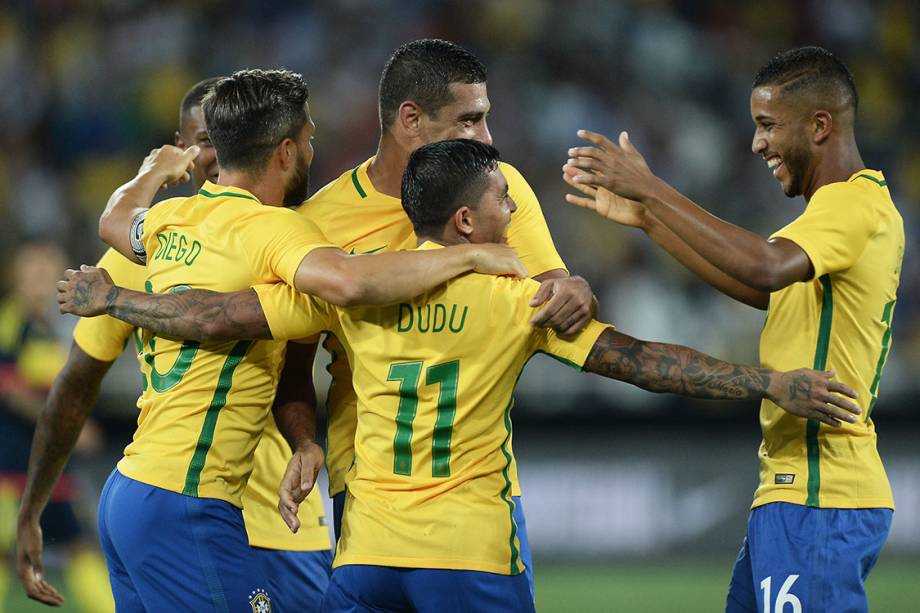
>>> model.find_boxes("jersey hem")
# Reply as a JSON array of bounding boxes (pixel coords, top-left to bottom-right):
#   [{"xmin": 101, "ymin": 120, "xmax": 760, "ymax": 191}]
[
  {"xmin": 116, "ymin": 461, "xmax": 243, "ymax": 508},
  {"xmin": 247, "ymin": 533, "xmax": 332, "ymax": 551},
  {"xmin": 752, "ymin": 493, "xmax": 894, "ymax": 510},
  {"xmin": 333, "ymin": 555, "xmax": 523, "ymax": 576}
]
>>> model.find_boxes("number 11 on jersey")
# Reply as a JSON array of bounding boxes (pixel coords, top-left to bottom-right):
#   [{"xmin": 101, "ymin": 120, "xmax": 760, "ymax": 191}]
[{"xmin": 387, "ymin": 360, "xmax": 460, "ymax": 478}]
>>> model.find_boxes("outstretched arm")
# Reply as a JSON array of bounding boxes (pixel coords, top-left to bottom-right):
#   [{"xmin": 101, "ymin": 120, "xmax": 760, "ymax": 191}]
[
  {"xmin": 293, "ymin": 244, "xmax": 527, "ymax": 307},
  {"xmin": 99, "ymin": 145, "xmax": 200, "ymax": 263},
  {"xmin": 584, "ymin": 328, "xmax": 860, "ymax": 426},
  {"xmin": 16, "ymin": 344, "xmax": 113, "ymax": 607},
  {"xmin": 57, "ymin": 266, "xmax": 271, "ymax": 341},
  {"xmin": 564, "ymin": 174, "xmax": 769, "ymax": 309},
  {"xmin": 565, "ymin": 130, "xmax": 812, "ymax": 293}
]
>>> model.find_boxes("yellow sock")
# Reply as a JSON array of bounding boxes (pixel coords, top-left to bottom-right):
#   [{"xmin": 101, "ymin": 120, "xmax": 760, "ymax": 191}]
[{"xmin": 65, "ymin": 547, "xmax": 115, "ymax": 613}]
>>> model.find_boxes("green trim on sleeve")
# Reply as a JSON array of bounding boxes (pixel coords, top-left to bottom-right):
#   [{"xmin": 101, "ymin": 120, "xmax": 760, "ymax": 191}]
[{"xmin": 534, "ymin": 350, "xmax": 583, "ymax": 371}]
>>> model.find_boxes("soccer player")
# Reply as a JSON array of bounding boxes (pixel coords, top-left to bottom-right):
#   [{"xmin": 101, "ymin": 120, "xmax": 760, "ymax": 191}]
[
  {"xmin": 1, "ymin": 241, "xmax": 114, "ymax": 612},
  {"xmin": 59, "ymin": 140, "xmax": 862, "ymax": 613},
  {"xmin": 296, "ymin": 39, "xmax": 594, "ymax": 597},
  {"xmin": 16, "ymin": 78, "xmax": 336, "ymax": 611},
  {"xmin": 87, "ymin": 70, "xmax": 523, "ymax": 611},
  {"xmin": 563, "ymin": 47, "xmax": 902, "ymax": 612}
]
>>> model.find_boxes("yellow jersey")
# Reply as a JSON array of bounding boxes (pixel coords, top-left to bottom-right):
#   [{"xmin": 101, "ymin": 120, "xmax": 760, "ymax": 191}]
[
  {"xmin": 117, "ymin": 182, "xmax": 330, "ymax": 509},
  {"xmin": 76, "ymin": 248, "xmax": 331, "ymax": 551},
  {"xmin": 756, "ymin": 170, "xmax": 903, "ymax": 509},
  {"xmin": 301, "ymin": 157, "xmax": 567, "ymax": 497},
  {"xmin": 255, "ymin": 241, "xmax": 608, "ymax": 574}
]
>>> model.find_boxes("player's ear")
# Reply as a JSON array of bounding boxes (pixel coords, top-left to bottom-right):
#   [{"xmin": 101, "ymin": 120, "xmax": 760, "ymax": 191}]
[
  {"xmin": 812, "ymin": 110, "xmax": 832, "ymax": 145},
  {"xmin": 454, "ymin": 206, "xmax": 474, "ymax": 238},
  {"xmin": 398, "ymin": 101, "xmax": 423, "ymax": 136},
  {"xmin": 278, "ymin": 137, "xmax": 296, "ymax": 170}
]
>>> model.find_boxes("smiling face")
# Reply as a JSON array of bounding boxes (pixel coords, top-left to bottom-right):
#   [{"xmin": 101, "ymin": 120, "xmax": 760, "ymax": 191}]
[
  {"xmin": 417, "ymin": 82, "xmax": 493, "ymax": 147},
  {"xmin": 750, "ymin": 85, "xmax": 814, "ymax": 198}
]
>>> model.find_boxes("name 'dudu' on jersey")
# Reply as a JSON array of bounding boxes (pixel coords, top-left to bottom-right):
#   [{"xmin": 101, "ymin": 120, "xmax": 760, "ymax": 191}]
[{"xmin": 397, "ymin": 302, "xmax": 469, "ymax": 334}]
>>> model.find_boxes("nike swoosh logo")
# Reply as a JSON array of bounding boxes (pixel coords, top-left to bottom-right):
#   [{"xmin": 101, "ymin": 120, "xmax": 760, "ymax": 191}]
[{"xmin": 349, "ymin": 246, "xmax": 387, "ymax": 255}]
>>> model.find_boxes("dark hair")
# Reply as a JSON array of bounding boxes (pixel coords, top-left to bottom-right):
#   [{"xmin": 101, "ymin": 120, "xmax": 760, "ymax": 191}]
[
  {"xmin": 401, "ymin": 139, "xmax": 500, "ymax": 235},
  {"xmin": 753, "ymin": 46, "xmax": 858, "ymax": 113},
  {"xmin": 179, "ymin": 77, "xmax": 222, "ymax": 132},
  {"xmin": 378, "ymin": 39, "xmax": 487, "ymax": 130},
  {"xmin": 202, "ymin": 69, "xmax": 309, "ymax": 172}
]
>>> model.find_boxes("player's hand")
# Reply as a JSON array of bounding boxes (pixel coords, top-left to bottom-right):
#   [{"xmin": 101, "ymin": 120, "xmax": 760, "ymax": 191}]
[
  {"xmin": 56, "ymin": 265, "xmax": 115, "ymax": 317},
  {"xmin": 767, "ymin": 369, "xmax": 861, "ymax": 427},
  {"xmin": 139, "ymin": 145, "xmax": 199, "ymax": 189},
  {"xmin": 468, "ymin": 244, "xmax": 528, "ymax": 278},
  {"xmin": 563, "ymin": 164, "xmax": 649, "ymax": 229},
  {"xmin": 278, "ymin": 441, "xmax": 325, "ymax": 534},
  {"xmin": 529, "ymin": 276, "xmax": 595, "ymax": 336},
  {"xmin": 16, "ymin": 516, "xmax": 65, "ymax": 606},
  {"xmin": 565, "ymin": 130, "xmax": 661, "ymax": 203}
]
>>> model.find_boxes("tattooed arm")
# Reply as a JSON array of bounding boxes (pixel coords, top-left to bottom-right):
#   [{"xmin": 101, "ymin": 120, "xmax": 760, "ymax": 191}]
[
  {"xmin": 56, "ymin": 266, "xmax": 271, "ymax": 341},
  {"xmin": 16, "ymin": 344, "xmax": 113, "ymax": 606},
  {"xmin": 584, "ymin": 328, "xmax": 861, "ymax": 426}
]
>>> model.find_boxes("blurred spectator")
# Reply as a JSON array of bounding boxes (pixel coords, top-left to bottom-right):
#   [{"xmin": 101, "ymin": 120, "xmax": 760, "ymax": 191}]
[
  {"xmin": 0, "ymin": 0, "xmax": 915, "ymax": 415},
  {"xmin": 0, "ymin": 240, "xmax": 113, "ymax": 611}
]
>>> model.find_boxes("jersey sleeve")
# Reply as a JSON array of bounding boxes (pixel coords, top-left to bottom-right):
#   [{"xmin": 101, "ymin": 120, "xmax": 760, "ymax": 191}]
[
  {"xmin": 72, "ymin": 248, "xmax": 146, "ymax": 362},
  {"xmin": 497, "ymin": 276, "xmax": 610, "ymax": 370},
  {"xmin": 501, "ymin": 162, "xmax": 568, "ymax": 277},
  {"xmin": 770, "ymin": 182, "xmax": 878, "ymax": 279},
  {"xmin": 241, "ymin": 209, "xmax": 335, "ymax": 286},
  {"xmin": 530, "ymin": 319, "xmax": 610, "ymax": 370},
  {"xmin": 253, "ymin": 283, "xmax": 338, "ymax": 341}
]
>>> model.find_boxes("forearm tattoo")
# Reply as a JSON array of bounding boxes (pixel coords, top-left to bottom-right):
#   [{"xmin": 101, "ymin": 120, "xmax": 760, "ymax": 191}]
[
  {"xmin": 585, "ymin": 328, "xmax": 772, "ymax": 400},
  {"xmin": 107, "ymin": 288, "xmax": 272, "ymax": 341}
]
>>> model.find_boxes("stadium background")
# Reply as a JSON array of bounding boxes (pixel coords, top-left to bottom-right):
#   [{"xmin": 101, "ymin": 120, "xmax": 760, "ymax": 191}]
[{"xmin": 1, "ymin": 0, "xmax": 917, "ymax": 611}]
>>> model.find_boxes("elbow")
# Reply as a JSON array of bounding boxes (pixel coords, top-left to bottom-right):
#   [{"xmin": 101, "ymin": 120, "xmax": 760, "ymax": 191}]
[
  {"xmin": 198, "ymin": 318, "xmax": 227, "ymax": 342},
  {"xmin": 742, "ymin": 255, "xmax": 788, "ymax": 293},
  {"xmin": 322, "ymin": 262, "xmax": 368, "ymax": 307},
  {"xmin": 328, "ymin": 275, "xmax": 366, "ymax": 307},
  {"xmin": 98, "ymin": 212, "xmax": 114, "ymax": 246},
  {"xmin": 748, "ymin": 267, "xmax": 787, "ymax": 293}
]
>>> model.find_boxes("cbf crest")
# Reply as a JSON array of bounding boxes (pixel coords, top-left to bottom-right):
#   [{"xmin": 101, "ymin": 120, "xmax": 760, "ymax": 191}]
[{"xmin": 248, "ymin": 588, "xmax": 271, "ymax": 613}]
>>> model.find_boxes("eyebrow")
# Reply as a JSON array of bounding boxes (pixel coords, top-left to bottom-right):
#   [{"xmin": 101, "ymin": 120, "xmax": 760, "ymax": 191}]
[{"xmin": 457, "ymin": 111, "xmax": 485, "ymax": 122}]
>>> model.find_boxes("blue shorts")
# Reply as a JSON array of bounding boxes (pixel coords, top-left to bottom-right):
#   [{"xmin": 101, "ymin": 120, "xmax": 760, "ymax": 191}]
[
  {"xmin": 251, "ymin": 546, "xmax": 333, "ymax": 611},
  {"xmin": 97, "ymin": 469, "xmax": 274, "ymax": 613},
  {"xmin": 332, "ymin": 491, "xmax": 535, "ymax": 601},
  {"xmin": 323, "ymin": 564, "xmax": 535, "ymax": 613},
  {"xmin": 726, "ymin": 502, "xmax": 892, "ymax": 613}
]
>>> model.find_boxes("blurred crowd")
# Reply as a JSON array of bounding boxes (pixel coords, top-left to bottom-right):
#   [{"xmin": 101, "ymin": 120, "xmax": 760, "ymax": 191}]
[{"xmin": 0, "ymin": 0, "xmax": 917, "ymax": 415}]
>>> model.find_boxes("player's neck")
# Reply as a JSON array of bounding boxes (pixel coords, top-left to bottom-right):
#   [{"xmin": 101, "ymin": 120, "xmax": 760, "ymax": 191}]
[
  {"xmin": 215, "ymin": 169, "xmax": 285, "ymax": 207},
  {"xmin": 804, "ymin": 135, "xmax": 864, "ymax": 201},
  {"xmin": 368, "ymin": 134, "xmax": 411, "ymax": 199}
]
